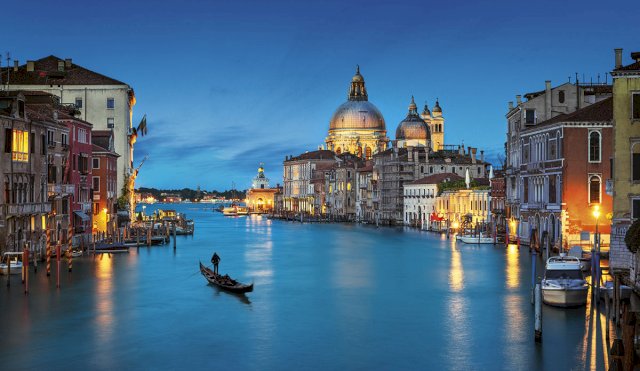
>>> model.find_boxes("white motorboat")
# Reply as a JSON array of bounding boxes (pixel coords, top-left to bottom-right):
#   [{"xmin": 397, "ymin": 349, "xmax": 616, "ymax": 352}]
[
  {"xmin": 458, "ymin": 233, "xmax": 494, "ymax": 244},
  {"xmin": 0, "ymin": 252, "xmax": 24, "ymax": 275},
  {"xmin": 567, "ymin": 246, "xmax": 591, "ymax": 272},
  {"xmin": 541, "ymin": 255, "xmax": 589, "ymax": 307}
]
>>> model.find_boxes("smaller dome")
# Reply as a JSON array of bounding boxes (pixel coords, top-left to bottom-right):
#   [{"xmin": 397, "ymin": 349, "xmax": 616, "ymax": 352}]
[
  {"xmin": 422, "ymin": 103, "xmax": 431, "ymax": 116},
  {"xmin": 396, "ymin": 96, "xmax": 430, "ymax": 141},
  {"xmin": 433, "ymin": 99, "xmax": 442, "ymax": 113},
  {"xmin": 352, "ymin": 65, "xmax": 364, "ymax": 82}
]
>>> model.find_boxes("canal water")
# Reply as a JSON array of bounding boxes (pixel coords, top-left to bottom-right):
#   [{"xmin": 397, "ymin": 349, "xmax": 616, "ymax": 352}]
[{"xmin": 1, "ymin": 203, "xmax": 608, "ymax": 370}]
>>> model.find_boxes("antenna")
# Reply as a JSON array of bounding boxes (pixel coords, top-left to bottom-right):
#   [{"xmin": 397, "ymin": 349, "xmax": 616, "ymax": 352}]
[
  {"xmin": 5, "ymin": 52, "xmax": 10, "ymax": 87},
  {"xmin": 605, "ymin": 73, "xmax": 608, "ymax": 85},
  {"xmin": 568, "ymin": 75, "xmax": 571, "ymax": 83},
  {"xmin": 597, "ymin": 73, "xmax": 600, "ymax": 84}
]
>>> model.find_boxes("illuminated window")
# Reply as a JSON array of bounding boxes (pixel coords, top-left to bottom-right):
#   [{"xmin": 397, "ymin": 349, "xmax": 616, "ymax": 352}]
[
  {"xmin": 589, "ymin": 175, "xmax": 601, "ymax": 204},
  {"xmin": 347, "ymin": 182, "xmax": 351, "ymax": 191},
  {"xmin": 11, "ymin": 129, "xmax": 29, "ymax": 162},
  {"xmin": 588, "ymin": 131, "xmax": 601, "ymax": 163}
]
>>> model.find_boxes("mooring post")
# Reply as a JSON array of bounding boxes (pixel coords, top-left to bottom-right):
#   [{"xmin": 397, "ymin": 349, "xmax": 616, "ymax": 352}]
[
  {"xmin": 534, "ymin": 283, "xmax": 542, "ymax": 343},
  {"xmin": 56, "ymin": 243, "xmax": 61, "ymax": 289},
  {"xmin": 531, "ymin": 251, "xmax": 537, "ymax": 305},
  {"xmin": 24, "ymin": 245, "xmax": 29, "ymax": 294},
  {"xmin": 614, "ymin": 275, "xmax": 620, "ymax": 326},
  {"xmin": 46, "ymin": 229, "xmax": 51, "ymax": 276},
  {"xmin": 173, "ymin": 222, "xmax": 177, "ymax": 249},
  {"xmin": 6, "ymin": 257, "xmax": 10, "ymax": 288}
]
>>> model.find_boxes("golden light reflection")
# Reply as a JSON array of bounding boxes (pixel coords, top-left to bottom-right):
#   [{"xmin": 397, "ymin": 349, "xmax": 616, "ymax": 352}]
[
  {"xmin": 505, "ymin": 244, "xmax": 519, "ymax": 289},
  {"xmin": 95, "ymin": 254, "xmax": 114, "ymax": 344},
  {"xmin": 449, "ymin": 247, "xmax": 464, "ymax": 292}
]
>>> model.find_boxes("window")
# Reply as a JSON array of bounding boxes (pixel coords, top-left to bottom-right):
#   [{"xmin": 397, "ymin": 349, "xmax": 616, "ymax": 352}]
[
  {"xmin": 92, "ymin": 176, "xmax": 100, "ymax": 191},
  {"xmin": 11, "ymin": 129, "xmax": 29, "ymax": 162},
  {"xmin": 634, "ymin": 93, "xmax": 640, "ymax": 120},
  {"xmin": 633, "ymin": 143, "xmax": 640, "ymax": 181},
  {"xmin": 589, "ymin": 131, "xmax": 601, "ymax": 163},
  {"xmin": 47, "ymin": 130, "xmax": 55, "ymax": 146},
  {"xmin": 75, "ymin": 98, "xmax": 82, "ymax": 108},
  {"xmin": 549, "ymin": 176, "xmax": 556, "ymax": 204},
  {"xmin": 523, "ymin": 178, "xmax": 529, "ymax": 203},
  {"xmin": 633, "ymin": 199, "xmax": 640, "ymax": 219},
  {"xmin": 61, "ymin": 133, "xmax": 68, "ymax": 147},
  {"xmin": 558, "ymin": 90, "xmax": 565, "ymax": 104},
  {"xmin": 107, "ymin": 98, "xmax": 115, "ymax": 109},
  {"xmin": 589, "ymin": 175, "xmax": 601, "ymax": 204},
  {"xmin": 73, "ymin": 154, "xmax": 77, "ymax": 171},
  {"xmin": 525, "ymin": 109, "xmax": 536, "ymax": 125},
  {"xmin": 107, "ymin": 118, "xmax": 114, "ymax": 128},
  {"xmin": 93, "ymin": 158, "xmax": 100, "ymax": 169},
  {"xmin": 41, "ymin": 134, "xmax": 46, "ymax": 155},
  {"xmin": 30, "ymin": 133, "xmax": 35, "ymax": 153}
]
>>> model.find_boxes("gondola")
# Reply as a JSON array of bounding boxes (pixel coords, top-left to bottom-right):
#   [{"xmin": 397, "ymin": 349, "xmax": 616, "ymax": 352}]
[{"xmin": 199, "ymin": 262, "xmax": 253, "ymax": 293}]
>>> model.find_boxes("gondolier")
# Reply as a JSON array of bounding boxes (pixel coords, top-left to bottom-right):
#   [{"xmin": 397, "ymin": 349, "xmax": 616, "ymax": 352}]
[{"xmin": 211, "ymin": 252, "xmax": 220, "ymax": 274}]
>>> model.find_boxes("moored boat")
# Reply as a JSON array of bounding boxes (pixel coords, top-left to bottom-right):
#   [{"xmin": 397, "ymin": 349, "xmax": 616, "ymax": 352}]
[
  {"xmin": 199, "ymin": 262, "xmax": 253, "ymax": 293},
  {"xmin": 541, "ymin": 255, "xmax": 589, "ymax": 307},
  {"xmin": 0, "ymin": 252, "xmax": 24, "ymax": 275},
  {"xmin": 458, "ymin": 233, "xmax": 494, "ymax": 244}
]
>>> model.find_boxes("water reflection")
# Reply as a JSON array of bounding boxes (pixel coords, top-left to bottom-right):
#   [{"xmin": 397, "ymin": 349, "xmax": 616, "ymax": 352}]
[
  {"xmin": 505, "ymin": 244, "xmax": 520, "ymax": 289},
  {"xmin": 449, "ymin": 246, "xmax": 464, "ymax": 292},
  {"xmin": 95, "ymin": 254, "xmax": 114, "ymax": 345}
]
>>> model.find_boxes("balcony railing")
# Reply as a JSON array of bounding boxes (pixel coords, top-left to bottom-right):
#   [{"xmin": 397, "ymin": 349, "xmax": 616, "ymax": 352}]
[
  {"xmin": 48, "ymin": 184, "xmax": 75, "ymax": 196},
  {"xmin": 5, "ymin": 203, "xmax": 52, "ymax": 216}
]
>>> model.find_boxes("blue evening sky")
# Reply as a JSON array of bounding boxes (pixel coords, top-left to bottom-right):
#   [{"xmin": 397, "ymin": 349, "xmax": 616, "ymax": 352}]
[{"xmin": 3, "ymin": 0, "xmax": 639, "ymax": 191}]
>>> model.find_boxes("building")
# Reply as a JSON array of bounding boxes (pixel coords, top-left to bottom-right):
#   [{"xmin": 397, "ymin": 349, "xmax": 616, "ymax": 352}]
[
  {"xmin": 246, "ymin": 165, "xmax": 279, "ymax": 213},
  {"xmin": 504, "ymin": 78, "xmax": 612, "ymax": 246},
  {"xmin": 283, "ymin": 150, "xmax": 336, "ymax": 214},
  {"xmin": 355, "ymin": 162, "xmax": 374, "ymax": 222},
  {"xmin": 57, "ymin": 108, "xmax": 93, "ymax": 245},
  {"xmin": 490, "ymin": 169, "xmax": 506, "ymax": 236},
  {"xmin": 325, "ymin": 66, "xmax": 389, "ymax": 157},
  {"xmin": 404, "ymin": 173, "xmax": 462, "ymax": 228},
  {"xmin": 610, "ymin": 49, "xmax": 640, "ymax": 275},
  {"xmin": 2, "ymin": 56, "xmax": 136, "ymax": 201},
  {"xmin": 434, "ymin": 179, "xmax": 492, "ymax": 232},
  {"xmin": 420, "ymin": 100, "xmax": 445, "ymax": 151},
  {"xmin": 324, "ymin": 153, "xmax": 363, "ymax": 221},
  {"xmin": 92, "ymin": 130, "xmax": 119, "ymax": 234},
  {"xmin": 0, "ymin": 91, "xmax": 59, "ymax": 252}
]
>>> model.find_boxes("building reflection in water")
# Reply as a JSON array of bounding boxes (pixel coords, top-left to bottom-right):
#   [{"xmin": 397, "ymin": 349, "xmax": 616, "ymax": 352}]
[
  {"xmin": 449, "ymin": 246, "xmax": 464, "ymax": 292},
  {"xmin": 505, "ymin": 244, "xmax": 520, "ymax": 289},
  {"xmin": 95, "ymin": 254, "xmax": 114, "ymax": 346}
]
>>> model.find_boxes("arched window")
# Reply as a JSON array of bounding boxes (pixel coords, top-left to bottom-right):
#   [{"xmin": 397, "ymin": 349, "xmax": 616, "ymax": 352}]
[
  {"xmin": 365, "ymin": 146, "xmax": 372, "ymax": 159},
  {"xmin": 558, "ymin": 90, "xmax": 565, "ymax": 103},
  {"xmin": 589, "ymin": 175, "xmax": 601, "ymax": 204},
  {"xmin": 589, "ymin": 131, "xmax": 601, "ymax": 162}
]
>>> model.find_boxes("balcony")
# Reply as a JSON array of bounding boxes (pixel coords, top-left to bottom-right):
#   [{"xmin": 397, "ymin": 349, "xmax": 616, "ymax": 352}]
[
  {"xmin": 5, "ymin": 203, "xmax": 52, "ymax": 216},
  {"xmin": 48, "ymin": 184, "xmax": 75, "ymax": 196}
]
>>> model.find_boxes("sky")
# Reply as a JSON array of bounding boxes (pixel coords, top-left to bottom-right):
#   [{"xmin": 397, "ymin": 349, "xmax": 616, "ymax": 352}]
[{"xmin": 2, "ymin": 0, "xmax": 640, "ymax": 191}]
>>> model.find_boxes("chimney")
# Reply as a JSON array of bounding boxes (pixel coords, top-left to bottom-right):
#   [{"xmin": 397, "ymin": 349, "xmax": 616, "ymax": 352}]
[
  {"xmin": 480, "ymin": 150, "xmax": 484, "ymax": 163},
  {"xmin": 470, "ymin": 147, "xmax": 477, "ymax": 164},
  {"xmin": 632, "ymin": 52, "xmax": 640, "ymax": 63},
  {"xmin": 545, "ymin": 80, "xmax": 552, "ymax": 119},
  {"xmin": 508, "ymin": 101, "xmax": 513, "ymax": 110},
  {"xmin": 65, "ymin": 58, "xmax": 72, "ymax": 68},
  {"xmin": 26, "ymin": 60, "xmax": 35, "ymax": 72},
  {"xmin": 425, "ymin": 147, "xmax": 429, "ymax": 163},
  {"xmin": 516, "ymin": 95, "xmax": 522, "ymax": 104},
  {"xmin": 615, "ymin": 48, "xmax": 623, "ymax": 69},
  {"xmin": 13, "ymin": 60, "xmax": 18, "ymax": 72}
]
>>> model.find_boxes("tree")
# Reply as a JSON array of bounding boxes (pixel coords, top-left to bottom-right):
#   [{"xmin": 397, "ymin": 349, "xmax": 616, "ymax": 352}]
[{"xmin": 624, "ymin": 219, "xmax": 640, "ymax": 253}]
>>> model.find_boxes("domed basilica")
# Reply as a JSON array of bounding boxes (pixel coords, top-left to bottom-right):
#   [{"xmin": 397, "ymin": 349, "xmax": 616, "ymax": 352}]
[
  {"xmin": 325, "ymin": 66, "xmax": 389, "ymax": 159},
  {"xmin": 325, "ymin": 67, "xmax": 445, "ymax": 158}
]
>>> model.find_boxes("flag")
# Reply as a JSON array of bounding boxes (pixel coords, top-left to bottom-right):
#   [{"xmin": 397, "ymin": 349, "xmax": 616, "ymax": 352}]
[{"xmin": 136, "ymin": 114, "xmax": 147, "ymax": 136}]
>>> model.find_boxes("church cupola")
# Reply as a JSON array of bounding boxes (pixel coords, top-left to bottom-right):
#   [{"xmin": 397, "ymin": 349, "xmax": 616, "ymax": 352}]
[{"xmin": 348, "ymin": 65, "xmax": 368, "ymax": 101}]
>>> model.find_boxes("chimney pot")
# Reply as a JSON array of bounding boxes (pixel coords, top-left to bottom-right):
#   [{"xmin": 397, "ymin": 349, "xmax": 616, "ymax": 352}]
[
  {"xmin": 631, "ymin": 52, "xmax": 640, "ymax": 63},
  {"xmin": 615, "ymin": 48, "xmax": 623, "ymax": 69},
  {"xmin": 65, "ymin": 58, "xmax": 72, "ymax": 68},
  {"xmin": 26, "ymin": 60, "xmax": 35, "ymax": 72},
  {"xmin": 508, "ymin": 101, "xmax": 514, "ymax": 110},
  {"xmin": 545, "ymin": 80, "xmax": 551, "ymax": 90},
  {"xmin": 516, "ymin": 95, "xmax": 522, "ymax": 104},
  {"xmin": 13, "ymin": 60, "xmax": 18, "ymax": 72}
]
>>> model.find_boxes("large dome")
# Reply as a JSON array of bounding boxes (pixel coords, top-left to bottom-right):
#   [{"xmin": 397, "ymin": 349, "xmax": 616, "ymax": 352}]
[
  {"xmin": 328, "ymin": 66, "xmax": 386, "ymax": 131},
  {"xmin": 396, "ymin": 96, "xmax": 430, "ymax": 140},
  {"xmin": 329, "ymin": 100, "xmax": 386, "ymax": 130}
]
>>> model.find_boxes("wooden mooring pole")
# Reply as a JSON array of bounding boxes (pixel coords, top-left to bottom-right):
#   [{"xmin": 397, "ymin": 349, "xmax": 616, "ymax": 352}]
[
  {"xmin": 531, "ymin": 251, "xmax": 537, "ymax": 305},
  {"xmin": 173, "ymin": 223, "xmax": 177, "ymax": 249},
  {"xmin": 56, "ymin": 242, "xmax": 61, "ymax": 289},
  {"xmin": 24, "ymin": 245, "xmax": 29, "ymax": 294},
  {"xmin": 534, "ymin": 283, "xmax": 542, "ymax": 343}
]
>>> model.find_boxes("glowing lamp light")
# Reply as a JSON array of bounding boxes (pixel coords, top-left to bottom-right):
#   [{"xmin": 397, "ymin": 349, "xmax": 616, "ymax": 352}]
[
  {"xmin": 452, "ymin": 221, "xmax": 460, "ymax": 229},
  {"xmin": 103, "ymin": 208, "xmax": 108, "ymax": 214},
  {"xmin": 592, "ymin": 204, "xmax": 600, "ymax": 220}
]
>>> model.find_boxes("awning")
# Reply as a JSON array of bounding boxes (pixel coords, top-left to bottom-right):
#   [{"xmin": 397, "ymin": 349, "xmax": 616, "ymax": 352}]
[
  {"xmin": 74, "ymin": 211, "xmax": 90, "ymax": 222},
  {"xmin": 430, "ymin": 212, "xmax": 444, "ymax": 222}
]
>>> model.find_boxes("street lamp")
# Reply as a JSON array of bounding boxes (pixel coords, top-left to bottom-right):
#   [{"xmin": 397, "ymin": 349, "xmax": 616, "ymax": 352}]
[{"xmin": 592, "ymin": 204, "xmax": 601, "ymax": 295}]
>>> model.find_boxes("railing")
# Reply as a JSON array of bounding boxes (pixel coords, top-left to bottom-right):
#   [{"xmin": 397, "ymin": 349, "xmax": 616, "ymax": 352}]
[
  {"xmin": 48, "ymin": 184, "xmax": 75, "ymax": 196},
  {"xmin": 79, "ymin": 202, "xmax": 92, "ymax": 213},
  {"xmin": 5, "ymin": 203, "xmax": 52, "ymax": 216}
]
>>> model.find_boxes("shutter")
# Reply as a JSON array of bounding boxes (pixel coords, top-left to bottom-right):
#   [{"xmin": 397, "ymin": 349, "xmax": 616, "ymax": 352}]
[
  {"xmin": 634, "ymin": 154, "xmax": 640, "ymax": 181},
  {"xmin": 4, "ymin": 128, "xmax": 11, "ymax": 153}
]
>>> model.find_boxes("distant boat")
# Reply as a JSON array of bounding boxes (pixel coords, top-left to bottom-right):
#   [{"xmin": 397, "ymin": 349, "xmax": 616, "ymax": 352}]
[
  {"xmin": 458, "ymin": 233, "xmax": 494, "ymax": 244},
  {"xmin": 199, "ymin": 262, "xmax": 253, "ymax": 293},
  {"xmin": 223, "ymin": 205, "xmax": 248, "ymax": 216},
  {"xmin": 0, "ymin": 252, "xmax": 24, "ymax": 275}
]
